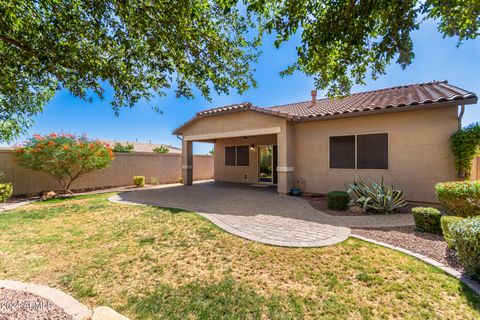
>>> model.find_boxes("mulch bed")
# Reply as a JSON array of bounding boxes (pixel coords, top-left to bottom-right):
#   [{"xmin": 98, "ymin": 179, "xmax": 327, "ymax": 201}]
[
  {"xmin": 0, "ymin": 288, "xmax": 72, "ymax": 320},
  {"xmin": 302, "ymin": 195, "xmax": 418, "ymax": 216},
  {"xmin": 302, "ymin": 195, "xmax": 439, "ymax": 216},
  {"xmin": 352, "ymin": 226, "xmax": 462, "ymax": 271}
]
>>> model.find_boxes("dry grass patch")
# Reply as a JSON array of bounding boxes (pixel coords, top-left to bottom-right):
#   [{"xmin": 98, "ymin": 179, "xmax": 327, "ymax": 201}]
[{"xmin": 0, "ymin": 193, "xmax": 479, "ymax": 319}]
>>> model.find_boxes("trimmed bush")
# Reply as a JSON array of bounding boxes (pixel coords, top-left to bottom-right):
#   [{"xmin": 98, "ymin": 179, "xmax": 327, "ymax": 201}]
[
  {"xmin": 412, "ymin": 207, "xmax": 442, "ymax": 234},
  {"xmin": 441, "ymin": 216, "xmax": 464, "ymax": 249},
  {"xmin": 327, "ymin": 191, "xmax": 350, "ymax": 211},
  {"xmin": 113, "ymin": 142, "xmax": 134, "ymax": 153},
  {"xmin": 435, "ymin": 181, "xmax": 480, "ymax": 217},
  {"xmin": 451, "ymin": 217, "xmax": 480, "ymax": 279},
  {"xmin": 133, "ymin": 176, "xmax": 145, "ymax": 187},
  {"xmin": 153, "ymin": 146, "xmax": 169, "ymax": 154},
  {"xmin": 0, "ymin": 183, "xmax": 13, "ymax": 203}
]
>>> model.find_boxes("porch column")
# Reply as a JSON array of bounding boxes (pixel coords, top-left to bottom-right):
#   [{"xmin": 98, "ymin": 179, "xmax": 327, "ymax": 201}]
[
  {"xmin": 277, "ymin": 123, "xmax": 294, "ymax": 194},
  {"xmin": 182, "ymin": 139, "xmax": 193, "ymax": 185}
]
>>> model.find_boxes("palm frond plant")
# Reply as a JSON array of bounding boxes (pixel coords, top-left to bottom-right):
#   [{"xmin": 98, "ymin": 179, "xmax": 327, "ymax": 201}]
[{"xmin": 347, "ymin": 177, "xmax": 407, "ymax": 214}]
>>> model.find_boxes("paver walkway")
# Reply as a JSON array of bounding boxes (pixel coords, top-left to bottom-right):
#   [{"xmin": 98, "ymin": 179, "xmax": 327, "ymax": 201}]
[{"xmin": 110, "ymin": 181, "xmax": 414, "ymax": 247}]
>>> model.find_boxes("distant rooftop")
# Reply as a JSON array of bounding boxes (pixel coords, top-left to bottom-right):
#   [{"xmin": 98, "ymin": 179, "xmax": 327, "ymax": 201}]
[
  {"xmin": 103, "ymin": 140, "xmax": 181, "ymax": 153},
  {"xmin": 0, "ymin": 140, "xmax": 182, "ymax": 153}
]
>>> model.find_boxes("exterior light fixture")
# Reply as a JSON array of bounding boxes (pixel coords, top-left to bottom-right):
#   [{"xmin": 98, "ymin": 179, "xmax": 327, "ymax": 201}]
[{"xmin": 250, "ymin": 144, "xmax": 255, "ymax": 152}]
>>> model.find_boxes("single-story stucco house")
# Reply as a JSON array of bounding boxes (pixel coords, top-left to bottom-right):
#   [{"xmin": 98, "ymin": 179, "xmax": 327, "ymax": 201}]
[{"xmin": 173, "ymin": 81, "xmax": 477, "ymax": 203}]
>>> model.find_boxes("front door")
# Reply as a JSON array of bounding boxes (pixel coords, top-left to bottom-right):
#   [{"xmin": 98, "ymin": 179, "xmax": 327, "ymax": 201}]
[{"xmin": 258, "ymin": 145, "xmax": 277, "ymax": 184}]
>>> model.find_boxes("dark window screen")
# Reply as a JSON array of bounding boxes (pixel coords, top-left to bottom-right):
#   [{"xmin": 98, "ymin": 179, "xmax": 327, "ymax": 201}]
[
  {"xmin": 330, "ymin": 136, "xmax": 355, "ymax": 168},
  {"xmin": 225, "ymin": 146, "xmax": 236, "ymax": 166},
  {"xmin": 357, "ymin": 133, "xmax": 388, "ymax": 169},
  {"xmin": 236, "ymin": 146, "xmax": 249, "ymax": 166}
]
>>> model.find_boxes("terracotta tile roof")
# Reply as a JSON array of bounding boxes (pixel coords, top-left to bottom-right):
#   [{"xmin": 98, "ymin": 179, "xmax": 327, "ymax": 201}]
[
  {"xmin": 173, "ymin": 81, "xmax": 476, "ymax": 135},
  {"xmin": 196, "ymin": 102, "xmax": 295, "ymax": 119},
  {"xmin": 268, "ymin": 80, "xmax": 476, "ymax": 119}
]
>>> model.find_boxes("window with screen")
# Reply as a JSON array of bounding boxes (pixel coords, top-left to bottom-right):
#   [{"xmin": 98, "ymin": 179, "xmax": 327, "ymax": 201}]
[
  {"xmin": 329, "ymin": 136, "xmax": 355, "ymax": 168},
  {"xmin": 357, "ymin": 133, "xmax": 388, "ymax": 169},
  {"xmin": 236, "ymin": 146, "xmax": 249, "ymax": 166},
  {"xmin": 225, "ymin": 146, "xmax": 236, "ymax": 166}
]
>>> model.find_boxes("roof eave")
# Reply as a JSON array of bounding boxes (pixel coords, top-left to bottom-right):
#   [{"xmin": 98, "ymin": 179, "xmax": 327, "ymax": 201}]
[
  {"xmin": 294, "ymin": 98, "xmax": 478, "ymax": 123},
  {"xmin": 173, "ymin": 107, "xmax": 294, "ymax": 136}
]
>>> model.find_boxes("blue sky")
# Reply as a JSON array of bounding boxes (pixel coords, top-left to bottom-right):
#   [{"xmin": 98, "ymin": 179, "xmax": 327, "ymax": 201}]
[{"xmin": 11, "ymin": 19, "xmax": 480, "ymax": 154}]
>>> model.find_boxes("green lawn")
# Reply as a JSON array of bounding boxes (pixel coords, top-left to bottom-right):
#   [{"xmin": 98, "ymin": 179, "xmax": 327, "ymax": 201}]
[{"xmin": 0, "ymin": 193, "xmax": 479, "ymax": 319}]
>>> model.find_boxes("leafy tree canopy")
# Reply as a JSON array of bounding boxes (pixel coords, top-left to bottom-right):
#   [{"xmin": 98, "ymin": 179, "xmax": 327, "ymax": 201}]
[
  {"xmin": 1, "ymin": 0, "xmax": 479, "ymax": 142},
  {"xmin": 0, "ymin": 0, "xmax": 260, "ymax": 141},
  {"xmin": 257, "ymin": 0, "xmax": 480, "ymax": 96}
]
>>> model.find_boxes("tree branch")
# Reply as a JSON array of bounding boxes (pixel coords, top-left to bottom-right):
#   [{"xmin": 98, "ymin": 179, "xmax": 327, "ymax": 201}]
[{"xmin": 0, "ymin": 35, "xmax": 33, "ymax": 54}]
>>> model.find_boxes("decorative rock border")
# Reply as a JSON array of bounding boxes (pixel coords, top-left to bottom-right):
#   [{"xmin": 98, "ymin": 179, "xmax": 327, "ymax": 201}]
[
  {"xmin": 0, "ymin": 280, "xmax": 92, "ymax": 320},
  {"xmin": 351, "ymin": 235, "xmax": 480, "ymax": 296},
  {"xmin": 109, "ymin": 195, "xmax": 351, "ymax": 248},
  {"xmin": 92, "ymin": 306, "xmax": 130, "ymax": 320},
  {"xmin": 196, "ymin": 212, "xmax": 351, "ymax": 247}
]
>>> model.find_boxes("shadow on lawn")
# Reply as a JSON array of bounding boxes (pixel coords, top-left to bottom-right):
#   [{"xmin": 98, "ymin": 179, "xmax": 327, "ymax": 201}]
[{"xmin": 460, "ymin": 282, "xmax": 480, "ymax": 312}]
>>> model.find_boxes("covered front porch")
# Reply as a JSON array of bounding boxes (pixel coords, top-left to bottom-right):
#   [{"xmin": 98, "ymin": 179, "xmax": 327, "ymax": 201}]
[{"xmin": 181, "ymin": 126, "xmax": 295, "ymax": 194}]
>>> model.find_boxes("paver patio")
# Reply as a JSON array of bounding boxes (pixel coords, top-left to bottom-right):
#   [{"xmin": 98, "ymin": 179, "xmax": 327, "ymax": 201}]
[{"xmin": 110, "ymin": 181, "xmax": 414, "ymax": 247}]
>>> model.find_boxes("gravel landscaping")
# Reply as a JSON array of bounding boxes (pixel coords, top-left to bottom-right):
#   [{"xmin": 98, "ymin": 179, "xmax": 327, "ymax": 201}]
[
  {"xmin": 0, "ymin": 288, "xmax": 72, "ymax": 320},
  {"xmin": 303, "ymin": 195, "xmax": 416, "ymax": 216},
  {"xmin": 352, "ymin": 226, "xmax": 462, "ymax": 271}
]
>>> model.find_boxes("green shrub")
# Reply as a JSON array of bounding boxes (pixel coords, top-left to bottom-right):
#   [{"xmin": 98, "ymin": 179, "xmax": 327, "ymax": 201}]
[
  {"xmin": 327, "ymin": 191, "xmax": 350, "ymax": 211},
  {"xmin": 0, "ymin": 183, "xmax": 13, "ymax": 203},
  {"xmin": 412, "ymin": 207, "xmax": 442, "ymax": 234},
  {"xmin": 133, "ymin": 176, "xmax": 145, "ymax": 187},
  {"xmin": 441, "ymin": 216, "xmax": 464, "ymax": 249},
  {"xmin": 153, "ymin": 146, "xmax": 169, "ymax": 154},
  {"xmin": 451, "ymin": 217, "xmax": 480, "ymax": 279},
  {"xmin": 150, "ymin": 177, "xmax": 159, "ymax": 185},
  {"xmin": 113, "ymin": 142, "xmax": 134, "ymax": 153},
  {"xmin": 347, "ymin": 177, "xmax": 407, "ymax": 214},
  {"xmin": 450, "ymin": 122, "xmax": 480, "ymax": 179},
  {"xmin": 435, "ymin": 181, "xmax": 480, "ymax": 217}
]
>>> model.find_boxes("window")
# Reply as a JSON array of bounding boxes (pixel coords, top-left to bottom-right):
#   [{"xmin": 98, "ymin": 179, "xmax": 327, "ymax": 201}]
[
  {"xmin": 225, "ymin": 146, "xmax": 236, "ymax": 166},
  {"xmin": 225, "ymin": 145, "xmax": 250, "ymax": 166},
  {"xmin": 236, "ymin": 146, "xmax": 249, "ymax": 166},
  {"xmin": 329, "ymin": 136, "xmax": 355, "ymax": 169},
  {"xmin": 329, "ymin": 133, "xmax": 388, "ymax": 169},
  {"xmin": 357, "ymin": 133, "xmax": 388, "ymax": 169}
]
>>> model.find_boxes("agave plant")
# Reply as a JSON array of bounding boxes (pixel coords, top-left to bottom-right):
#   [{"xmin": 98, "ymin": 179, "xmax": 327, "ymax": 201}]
[{"xmin": 347, "ymin": 177, "xmax": 407, "ymax": 214}]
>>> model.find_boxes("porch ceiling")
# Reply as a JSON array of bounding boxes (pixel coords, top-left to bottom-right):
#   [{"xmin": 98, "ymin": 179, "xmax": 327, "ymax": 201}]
[{"xmin": 183, "ymin": 127, "xmax": 281, "ymax": 142}]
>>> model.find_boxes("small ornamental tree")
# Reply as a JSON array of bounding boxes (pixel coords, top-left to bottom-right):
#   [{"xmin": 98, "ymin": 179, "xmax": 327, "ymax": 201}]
[{"xmin": 14, "ymin": 133, "xmax": 114, "ymax": 193}]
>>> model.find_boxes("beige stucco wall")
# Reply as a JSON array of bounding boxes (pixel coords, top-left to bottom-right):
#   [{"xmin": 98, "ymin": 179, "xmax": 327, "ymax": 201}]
[
  {"xmin": 0, "ymin": 151, "xmax": 213, "ymax": 195},
  {"xmin": 293, "ymin": 106, "xmax": 459, "ymax": 202},
  {"xmin": 179, "ymin": 105, "xmax": 460, "ymax": 202},
  {"xmin": 180, "ymin": 110, "xmax": 287, "ymax": 139},
  {"xmin": 214, "ymin": 135, "xmax": 277, "ymax": 184},
  {"xmin": 472, "ymin": 157, "xmax": 480, "ymax": 180}
]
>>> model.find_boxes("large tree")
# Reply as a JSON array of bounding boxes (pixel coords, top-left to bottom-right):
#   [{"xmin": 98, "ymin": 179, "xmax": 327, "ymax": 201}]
[
  {"xmin": 258, "ymin": 0, "xmax": 480, "ymax": 96},
  {"xmin": 0, "ymin": 0, "xmax": 260, "ymax": 141},
  {"xmin": 1, "ymin": 1, "xmax": 479, "ymax": 142}
]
